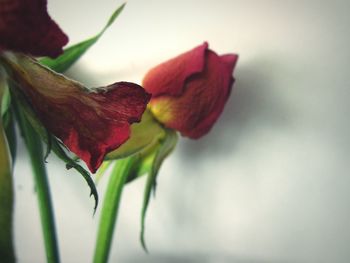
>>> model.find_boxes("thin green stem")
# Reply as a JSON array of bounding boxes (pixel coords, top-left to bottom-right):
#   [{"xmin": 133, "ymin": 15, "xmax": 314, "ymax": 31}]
[
  {"xmin": 0, "ymin": 118, "xmax": 15, "ymax": 263},
  {"xmin": 18, "ymin": 109, "xmax": 60, "ymax": 263},
  {"xmin": 93, "ymin": 157, "xmax": 136, "ymax": 263},
  {"xmin": 0, "ymin": 71, "xmax": 15, "ymax": 262}
]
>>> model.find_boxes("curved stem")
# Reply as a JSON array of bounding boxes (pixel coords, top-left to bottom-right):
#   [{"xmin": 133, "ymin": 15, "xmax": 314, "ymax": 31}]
[
  {"xmin": 93, "ymin": 157, "xmax": 136, "ymax": 263},
  {"xmin": 0, "ymin": 118, "xmax": 15, "ymax": 262},
  {"xmin": 0, "ymin": 71, "xmax": 15, "ymax": 262},
  {"xmin": 17, "ymin": 108, "xmax": 60, "ymax": 263}
]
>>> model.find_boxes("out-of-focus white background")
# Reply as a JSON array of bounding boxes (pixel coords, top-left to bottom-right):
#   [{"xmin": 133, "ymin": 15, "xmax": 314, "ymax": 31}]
[{"xmin": 13, "ymin": 0, "xmax": 350, "ymax": 262}]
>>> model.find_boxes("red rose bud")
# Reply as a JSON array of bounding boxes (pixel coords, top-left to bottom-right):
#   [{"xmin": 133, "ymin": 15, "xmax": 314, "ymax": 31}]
[
  {"xmin": 143, "ymin": 42, "xmax": 238, "ymax": 139},
  {"xmin": 0, "ymin": 0, "xmax": 68, "ymax": 58},
  {"xmin": 3, "ymin": 54, "xmax": 150, "ymax": 173}
]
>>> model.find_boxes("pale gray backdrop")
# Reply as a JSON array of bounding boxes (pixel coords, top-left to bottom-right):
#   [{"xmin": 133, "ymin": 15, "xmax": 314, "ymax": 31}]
[{"xmin": 13, "ymin": 0, "xmax": 350, "ymax": 262}]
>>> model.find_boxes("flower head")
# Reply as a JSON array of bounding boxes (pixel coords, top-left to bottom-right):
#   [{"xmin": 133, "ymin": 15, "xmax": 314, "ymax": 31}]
[
  {"xmin": 0, "ymin": 0, "xmax": 151, "ymax": 172},
  {"xmin": 143, "ymin": 42, "xmax": 238, "ymax": 139},
  {"xmin": 3, "ymin": 55, "xmax": 150, "ymax": 172},
  {"xmin": 0, "ymin": 0, "xmax": 68, "ymax": 58}
]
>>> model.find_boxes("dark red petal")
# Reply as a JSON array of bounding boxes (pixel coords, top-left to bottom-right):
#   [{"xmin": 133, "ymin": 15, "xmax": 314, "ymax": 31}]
[
  {"xmin": 148, "ymin": 49, "xmax": 238, "ymax": 139},
  {"xmin": 0, "ymin": 0, "xmax": 68, "ymax": 58},
  {"xmin": 219, "ymin": 54, "xmax": 239, "ymax": 77},
  {"xmin": 4, "ymin": 55, "xmax": 150, "ymax": 173},
  {"xmin": 143, "ymin": 42, "xmax": 208, "ymax": 97},
  {"xmin": 183, "ymin": 54, "xmax": 238, "ymax": 139}
]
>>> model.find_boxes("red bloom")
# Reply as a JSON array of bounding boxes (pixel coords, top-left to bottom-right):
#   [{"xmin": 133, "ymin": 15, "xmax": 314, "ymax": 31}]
[
  {"xmin": 4, "ymin": 55, "xmax": 150, "ymax": 173},
  {"xmin": 0, "ymin": 0, "xmax": 68, "ymax": 58},
  {"xmin": 143, "ymin": 42, "xmax": 238, "ymax": 139},
  {"xmin": 0, "ymin": 2, "xmax": 151, "ymax": 173}
]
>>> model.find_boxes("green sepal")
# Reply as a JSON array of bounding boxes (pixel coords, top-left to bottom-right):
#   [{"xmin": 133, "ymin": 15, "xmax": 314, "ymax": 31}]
[
  {"xmin": 97, "ymin": 109, "xmax": 167, "ymax": 183},
  {"xmin": 96, "ymin": 128, "xmax": 178, "ymax": 252},
  {"xmin": 139, "ymin": 129, "xmax": 178, "ymax": 251},
  {"xmin": 94, "ymin": 127, "xmax": 178, "ymax": 255},
  {"xmin": 40, "ymin": 3, "xmax": 126, "ymax": 73},
  {"xmin": 96, "ymin": 108, "xmax": 178, "ymax": 251},
  {"xmin": 106, "ymin": 110, "xmax": 166, "ymax": 161}
]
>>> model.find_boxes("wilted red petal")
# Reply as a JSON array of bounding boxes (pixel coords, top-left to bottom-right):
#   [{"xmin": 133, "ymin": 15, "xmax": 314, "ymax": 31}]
[
  {"xmin": 143, "ymin": 42, "xmax": 208, "ymax": 97},
  {"xmin": 0, "ymin": 0, "xmax": 68, "ymax": 58},
  {"xmin": 3, "ymin": 54, "xmax": 150, "ymax": 172},
  {"xmin": 144, "ymin": 43, "xmax": 238, "ymax": 139}
]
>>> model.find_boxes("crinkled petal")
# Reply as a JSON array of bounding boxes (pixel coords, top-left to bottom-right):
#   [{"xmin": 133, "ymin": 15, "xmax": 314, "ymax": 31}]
[
  {"xmin": 143, "ymin": 42, "xmax": 208, "ymax": 97},
  {"xmin": 0, "ymin": 0, "xmax": 68, "ymax": 58},
  {"xmin": 3, "ymin": 54, "xmax": 150, "ymax": 172},
  {"xmin": 148, "ymin": 49, "xmax": 238, "ymax": 139}
]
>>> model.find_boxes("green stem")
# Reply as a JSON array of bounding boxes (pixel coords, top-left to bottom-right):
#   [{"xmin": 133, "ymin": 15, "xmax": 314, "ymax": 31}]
[
  {"xmin": 0, "ymin": 71, "xmax": 15, "ymax": 262},
  {"xmin": 0, "ymin": 119, "xmax": 15, "ymax": 263},
  {"xmin": 18, "ymin": 109, "xmax": 60, "ymax": 263},
  {"xmin": 93, "ymin": 157, "xmax": 136, "ymax": 263}
]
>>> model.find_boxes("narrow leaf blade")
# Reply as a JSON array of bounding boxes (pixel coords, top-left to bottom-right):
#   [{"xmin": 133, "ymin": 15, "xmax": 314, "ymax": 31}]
[
  {"xmin": 51, "ymin": 138, "xmax": 99, "ymax": 212},
  {"xmin": 3, "ymin": 109, "xmax": 17, "ymax": 164},
  {"xmin": 40, "ymin": 3, "xmax": 126, "ymax": 73}
]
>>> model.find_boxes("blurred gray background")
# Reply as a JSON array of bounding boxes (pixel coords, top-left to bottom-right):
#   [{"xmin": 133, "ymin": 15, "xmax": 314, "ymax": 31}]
[{"xmin": 13, "ymin": 0, "xmax": 350, "ymax": 262}]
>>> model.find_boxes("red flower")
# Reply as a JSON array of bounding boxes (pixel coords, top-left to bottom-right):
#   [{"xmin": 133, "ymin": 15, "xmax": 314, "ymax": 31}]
[
  {"xmin": 143, "ymin": 42, "xmax": 238, "ymax": 139},
  {"xmin": 0, "ymin": 0, "xmax": 68, "ymax": 58},
  {"xmin": 4, "ymin": 55, "xmax": 150, "ymax": 173},
  {"xmin": 0, "ymin": 0, "xmax": 151, "ymax": 172}
]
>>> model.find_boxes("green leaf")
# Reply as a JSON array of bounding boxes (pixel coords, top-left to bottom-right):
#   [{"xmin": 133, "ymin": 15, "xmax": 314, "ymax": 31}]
[
  {"xmin": 51, "ymin": 138, "xmax": 99, "ymax": 212},
  {"xmin": 1, "ymin": 85, "xmax": 17, "ymax": 165},
  {"xmin": 40, "ymin": 3, "xmax": 126, "ymax": 73},
  {"xmin": 1, "ymin": 83, "xmax": 10, "ymax": 117},
  {"xmin": 140, "ymin": 129, "xmax": 178, "ymax": 251},
  {"xmin": 2, "ymin": 85, "xmax": 17, "ymax": 165},
  {"xmin": 3, "ymin": 108, "xmax": 16, "ymax": 165},
  {"xmin": 93, "ymin": 156, "xmax": 138, "ymax": 263}
]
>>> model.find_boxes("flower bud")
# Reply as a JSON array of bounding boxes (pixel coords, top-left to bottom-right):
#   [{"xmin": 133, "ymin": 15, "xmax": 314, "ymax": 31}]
[{"xmin": 143, "ymin": 42, "xmax": 238, "ymax": 139}]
